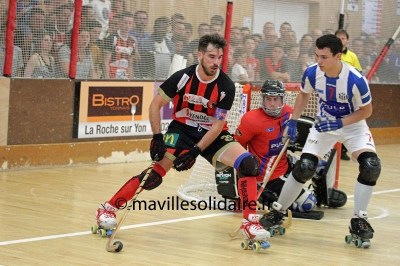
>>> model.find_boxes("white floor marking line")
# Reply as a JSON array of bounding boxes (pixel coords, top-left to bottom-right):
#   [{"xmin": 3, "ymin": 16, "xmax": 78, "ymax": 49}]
[
  {"xmin": 347, "ymin": 188, "xmax": 400, "ymax": 198},
  {"xmin": 0, "ymin": 212, "xmax": 234, "ymax": 246},
  {"xmin": 1, "ymin": 188, "xmax": 399, "ymax": 246}
]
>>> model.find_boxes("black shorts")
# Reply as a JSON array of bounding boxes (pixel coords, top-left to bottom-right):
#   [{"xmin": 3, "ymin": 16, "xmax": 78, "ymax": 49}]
[{"xmin": 163, "ymin": 120, "xmax": 238, "ymax": 170}]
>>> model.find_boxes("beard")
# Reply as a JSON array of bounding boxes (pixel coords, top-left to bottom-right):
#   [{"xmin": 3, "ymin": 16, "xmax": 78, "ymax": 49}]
[{"xmin": 201, "ymin": 58, "xmax": 217, "ymax": 76}]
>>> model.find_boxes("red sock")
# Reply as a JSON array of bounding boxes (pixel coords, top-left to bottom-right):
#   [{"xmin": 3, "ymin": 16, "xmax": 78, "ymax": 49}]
[
  {"xmin": 238, "ymin": 177, "xmax": 258, "ymax": 219},
  {"xmin": 109, "ymin": 163, "xmax": 166, "ymax": 208}
]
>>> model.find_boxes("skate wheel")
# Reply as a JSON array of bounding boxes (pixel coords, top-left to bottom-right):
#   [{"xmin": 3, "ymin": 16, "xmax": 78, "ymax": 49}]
[
  {"xmin": 354, "ymin": 239, "xmax": 363, "ymax": 248},
  {"xmin": 345, "ymin": 235, "xmax": 352, "ymax": 244},
  {"xmin": 91, "ymin": 225, "xmax": 98, "ymax": 234},
  {"xmin": 253, "ymin": 242, "xmax": 261, "ymax": 251},
  {"xmin": 278, "ymin": 226, "xmax": 286, "ymax": 235},
  {"xmin": 268, "ymin": 228, "xmax": 276, "ymax": 237},
  {"xmin": 114, "ymin": 241, "xmax": 123, "ymax": 252},
  {"xmin": 106, "ymin": 230, "xmax": 113, "ymax": 237},
  {"xmin": 99, "ymin": 229, "xmax": 107, "ymax": 237},
  {"xmin": 241, "ymin": 241, "xmax": 249, "ymax": 250},
  {"xmin": 261, "ymin": 241, "xmax": 271, "ymax": 249},
  {"xmin": 362, "ymin": 240, "xmax": 371, "ymax": 249}
]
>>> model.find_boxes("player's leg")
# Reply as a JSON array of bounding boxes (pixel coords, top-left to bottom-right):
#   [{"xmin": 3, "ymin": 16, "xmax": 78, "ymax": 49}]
[
  {"xmin": 261, "ymin": 128, "xmax": 337, "ymax": 229},
  {"xmin": 96, "ymin": 121, "xmax": 188, "ymax": 229},
  {"xmin": 344, "ymin": 123, "xmax": 381, "ymax": 241},
  {"xmin": 216, "ymin": 139, "xmax": 270, "ymax": 241}
]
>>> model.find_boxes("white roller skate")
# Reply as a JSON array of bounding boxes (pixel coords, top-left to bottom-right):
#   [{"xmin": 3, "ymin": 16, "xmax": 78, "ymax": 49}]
[
  {"xmin": 91, "ymin": 202, "xmax": 118, "ymax": 237},
  {"xmin": 345, "ymin": 210, "xmax": 374, "ymax": 248},
  {"xmin": 240, "ymin": 213, "xmax": 271, "ymax": 251},
  {"xmin": 259, "ymin": 202, "xmax": 287, "ymax": 237}
]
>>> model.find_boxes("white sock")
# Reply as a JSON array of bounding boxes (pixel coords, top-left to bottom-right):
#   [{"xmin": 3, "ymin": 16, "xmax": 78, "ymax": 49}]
[
  {"xmin": 277, "ymin": 172, "xmax": 304, "ymax": 210},
  {"xmin": 353, "ymin": 181, "xmax": 374, "ymax": 216}
]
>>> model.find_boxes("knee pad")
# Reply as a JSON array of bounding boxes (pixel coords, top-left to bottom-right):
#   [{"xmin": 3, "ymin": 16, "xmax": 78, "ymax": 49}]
[
  {"xmin": 327, "ymin": 188, "xmax": 347, "ymax": 208},
  {"xmin": 236, "ymin": 153, "xmax": 260, "ymax": 178},
  {"xmin": 292, "ymin": 189, "xmax": 316, "ymax": 212},
  {"xmin": 142, "ymin": 169, "xmax": 163, "ymax": 190},
  {"xmin": 292, "ymin": 153, "xmax": 318, "ymax": 183},
  {"xmin": 357, "ymin": 152, "xmax": 381, "ymax": 185}
]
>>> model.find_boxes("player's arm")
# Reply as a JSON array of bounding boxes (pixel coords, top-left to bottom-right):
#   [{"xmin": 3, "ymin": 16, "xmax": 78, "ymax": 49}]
[
  {"xmin": 291, "ymin": 90, "xmax": 311, "ymax": 120},
  {"xmin": 149, "ymin": 94, "xmax": 169, "ymax": 134},
  {"xmin": 196, "ymin": 119, "xmax": 225, "ymax": 151},
  {"xmin": 341, "ymin": 102, "xmax": 372, "ymax": 127}
]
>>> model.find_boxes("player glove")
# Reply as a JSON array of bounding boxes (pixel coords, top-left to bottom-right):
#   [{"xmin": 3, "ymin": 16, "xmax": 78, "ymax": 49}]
[
  {"xmin": 173, "ymin": 145, "xmax": 202, "ymax": 171},
  {"xmin": 314, "ymin": 116, "xmax": 343, "ymax": 132},
  {"xmin": 283, "ymin": 119, "xmax": 298, "ymax": 144},
  {"xmin": 150, "ymin": 133, "xmax": 166, "ymax": 161}
]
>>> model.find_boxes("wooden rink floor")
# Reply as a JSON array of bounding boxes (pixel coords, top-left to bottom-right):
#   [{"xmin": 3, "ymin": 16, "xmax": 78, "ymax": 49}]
[{"xmin": 0, "ymin": 144, "xmax": 399, "ymax": 266}]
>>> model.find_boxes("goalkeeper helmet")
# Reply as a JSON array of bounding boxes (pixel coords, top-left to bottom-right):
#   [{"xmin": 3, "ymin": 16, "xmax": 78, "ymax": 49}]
[{"xmin": 261, "ymin": 80, "xmax": 285, "ymax": 117}]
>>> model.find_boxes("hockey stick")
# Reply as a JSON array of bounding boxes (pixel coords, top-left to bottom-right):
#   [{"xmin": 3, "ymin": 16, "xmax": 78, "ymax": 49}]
[
  {"xmin": 228, "ymin": 139, "xmax": 290, "ymax": 238},
  {"xmin": 366, "ymin": 24, "xmax": 400, "ymax": 81},
  {"xmin": 106, "ymin": 159, "xmax": 157, "ymax": 252},
  {"xmin": 257, "ymin": 138, "xmax": 290, "ymax": 199}
]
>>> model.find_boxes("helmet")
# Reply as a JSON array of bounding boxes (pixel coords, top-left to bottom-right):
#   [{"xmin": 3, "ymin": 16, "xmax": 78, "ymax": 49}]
[{"xmin": 261, "ymin": 80, "xmax": 285, "ymax": 117}]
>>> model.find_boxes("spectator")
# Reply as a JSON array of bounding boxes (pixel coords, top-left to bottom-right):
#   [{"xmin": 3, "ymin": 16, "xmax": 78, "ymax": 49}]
[
  {"xmin": 284, "ymin": 43, "xmax": 302, "ymax": 82},
  {"xmin": 387, "ymin": 38, "xmax": 400, "ymax": 83},
  {"xmin": 58, "ymin": 26, "xmax": 97, "ymax": 79},
  {"xmin": 49, "ymin": 4, "xmax": 72, "ymax": 56},
  {"xmin": 141, "ymin": 16, "xmax": 175, "ymax": 79},
  {"xmin": 299, "ymin": 33, "xmax": 313, "ymax": 55},
  {"xmin": 352, "ymin": 38, "xmax": 369, "ymax": 74},
  {"xmin": 19, "ymin": 7, "xmax": 46, "ymax": 63},
  {"xmin": 24, "ymin": 32, "xmax": 55, "ymax": 78},
  {"xmin": 189, "ymin": 23, "xmax": 209, "ymax": 54},
  {"xmin": 231, "ymin": 46, "xmax": 249, "ymax": 81},
  {"xmin": 243, "ymin": 35, "xmax": 260, "ymax": 81},
  {"xmin": 256, "ymin": 29, "xmax": 279, "ymax": 65},
  {"xmin": 240, "ymin": 26, "xmax": 251, "ymax": 39},
  {"xmin": 81, "ymin": 5, "xmax": 96, "ymax": 27},
  {"xmin": 260, "ymin": 43, "xmax": 289, "ymax": 81},
  {"xmin": 257, "ymin": 21, "xmax": 275, "ymax": 53},
  {"xmin": 0, "ymin": 25, "xmax": 24, "ymax": 77},
  {"xmin": 299, "ymin": 50, "xmax": 315, "ymax": 73},
  {"xmin": 87, "ymin": 0, "xmax": 111, "ymax": 40},
  {"xmin": 129, "ymin": 10, "xmax": 152, "ymax": 78},
  {"xmin": 210, "ymin": 14, "xmax": 224, "ymax": 27},
  {"xmin": 171, "ymin": 22, "xmax": 189, "ymax": 60},
  {"xmin": 228, "ymin": 26, "xmax": 242, "ymax": 72},
  {"xmin": 110, "ymin": 0, "xmax": 124, "ymax": 22},
  {"xmin": 167, "ymin": 13, "xmax": 185, "ymax": 40},
  {"xmin": 278, "ymin": 22, "xmax": 291, "ymax": 40},
  {"xmin": 103, "ymin": 11, "xmax": 139, "ymax": 79},
  {"xmin": 87, "ymin": 20, "xmax": 104, "ymax": 78}
]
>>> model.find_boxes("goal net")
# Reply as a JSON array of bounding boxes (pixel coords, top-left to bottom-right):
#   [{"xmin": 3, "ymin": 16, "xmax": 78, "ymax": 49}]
[{"xmin": 176, "ymin": 83, "xmax": 319, "ymax": 207}]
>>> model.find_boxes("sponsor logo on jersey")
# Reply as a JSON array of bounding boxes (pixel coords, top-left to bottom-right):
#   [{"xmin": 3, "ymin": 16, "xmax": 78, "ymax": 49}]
[
  {"xmin": 266, "ymin": 127, "xmax": 274, "ymax": 132},
  {"xmin": 308, "ymin": 139, "xmax": 319, "ymax": 144},
  {"xmin": 235, "ymin": 129, "xmax": 242, "ymax": 137},
  {"xmin": 338, "ymin": 92, "xmax": 348, "ymax": 100},
  {"xmin": 220, "ymin": 91, "xmax": 226, "ymax": 100},
  {"xmin": 214, "ymin": 108, "xmax": 228, "ymax": 121}
]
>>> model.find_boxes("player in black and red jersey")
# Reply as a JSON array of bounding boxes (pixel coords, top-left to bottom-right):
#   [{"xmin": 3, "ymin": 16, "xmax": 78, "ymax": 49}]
[{"xmin": 96, "ymin": 34, "xmax": 271, "ymax": 247}]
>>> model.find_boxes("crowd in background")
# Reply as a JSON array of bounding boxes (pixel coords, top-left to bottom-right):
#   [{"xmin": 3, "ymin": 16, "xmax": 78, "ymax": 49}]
[{"xmin": 1, "ymin": 0, "xmax": 400, "ymax": 84}]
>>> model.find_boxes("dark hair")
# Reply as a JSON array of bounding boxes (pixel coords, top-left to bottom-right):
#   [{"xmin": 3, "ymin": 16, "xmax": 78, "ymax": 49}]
[
  {"xmin": 334, "ymin": 29, "xmax": 349, "ymax": 39},
  {"xmin": 211, "ymin": 14, "xmax": 225, "ymax": 26},
  {"xmin": 316, "ymin": 34, "xmax": 343, "ymax": 55},
  {"xmin": 134, "ymin": 10, "xmax": 147, "ymax": 19},
  {"xmin": 121, "ymin": 11, "xmax": 134, "ymax": 19},
  {"xmin": 81, "ymin": 6, "xmax": 93, "ymax": 17},
  {"xmin": 198, "ymin": 33, "xmax": 227, "ymax": 53},
  {"xmin": 55, "ymin": 4, "xmax": 72, "ymax": 16},
  {"xmin": 85, "ymin": 20, "xmax": 102, "ymax": 30}
]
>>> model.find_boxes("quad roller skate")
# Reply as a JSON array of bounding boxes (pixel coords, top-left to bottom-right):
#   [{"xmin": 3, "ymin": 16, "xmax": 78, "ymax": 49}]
[
  {"xmin": 259, "ymin": 202, "xmax": 287, "ymax": 237},
  {"xmin": 92, "ymin": 202, "xmax": 118, "ymax": 238},
  {"xmin": 240, "ymin": 214, "xmax": 271, "ymax": 251},
  {"xmin": 345, "ymin": 211, "xmax": 374, "ymax": 248}
]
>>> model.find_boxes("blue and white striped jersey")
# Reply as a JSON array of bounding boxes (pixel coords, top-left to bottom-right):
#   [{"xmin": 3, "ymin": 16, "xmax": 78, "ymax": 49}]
[{"xmin": 301, "ymin": 62, "xmax": 371, "ymax": 118}]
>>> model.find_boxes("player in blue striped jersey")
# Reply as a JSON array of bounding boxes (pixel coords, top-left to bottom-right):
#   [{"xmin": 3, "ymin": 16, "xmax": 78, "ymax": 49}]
[{"xmin": 262, "ymin": 34, "xmax": 380, "ymax": 247}]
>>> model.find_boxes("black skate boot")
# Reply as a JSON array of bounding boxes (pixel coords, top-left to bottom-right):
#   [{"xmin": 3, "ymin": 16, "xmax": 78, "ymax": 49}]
[
  {"xmin": 345, "ymin": 211, "xmax": 374, "ymax": 248},
  {"xmin": 259, "ymin": 202, "xmax": 286, "ymax": 237}
]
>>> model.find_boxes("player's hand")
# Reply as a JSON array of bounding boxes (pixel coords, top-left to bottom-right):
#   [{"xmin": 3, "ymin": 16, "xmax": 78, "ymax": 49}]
[
  {"xmin": 173, "ymin": 145, "xmax": 202, "ymax": 171},
  {"xmin": 283, "ymin": 119, "xmax": 298, "ymax": 144},
  {"xmin": 314, "ymin": 116, "xmax": 343, "ymax": 132},
  {"xmin": 150, "ymin": 133, "xmax": 166, "ymax": 161}
]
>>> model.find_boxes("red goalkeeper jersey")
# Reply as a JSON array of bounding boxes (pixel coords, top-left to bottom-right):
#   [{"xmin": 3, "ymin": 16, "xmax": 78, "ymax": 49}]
[{"xmin": 234, "ymin": 105, "xmax": 293, "ymax": 182}]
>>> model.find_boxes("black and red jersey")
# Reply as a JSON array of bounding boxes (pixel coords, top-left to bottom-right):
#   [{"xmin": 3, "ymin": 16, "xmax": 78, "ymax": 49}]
[
  {"xmin": 158, "ymin": 64, "xmax": 236, "ymax": 131},
  {"xmin": 104, "ymin": 32, "xmax": 136, "ymax": 78}
]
